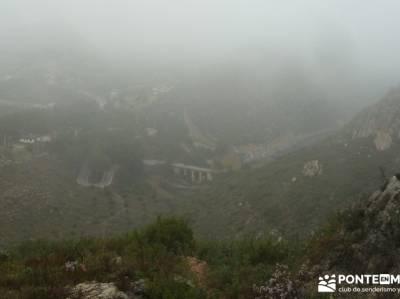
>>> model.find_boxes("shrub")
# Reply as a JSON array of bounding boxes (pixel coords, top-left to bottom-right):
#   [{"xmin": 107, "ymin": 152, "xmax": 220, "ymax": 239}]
[{"xmin": 139, "ymin": 217, "xmax": 194, "ymax": 255}]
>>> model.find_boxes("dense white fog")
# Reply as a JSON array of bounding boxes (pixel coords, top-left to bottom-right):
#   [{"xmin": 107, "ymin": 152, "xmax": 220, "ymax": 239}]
[{"xmin": 2, "ymin": 0, "xmax": 400, "ymax": 107}]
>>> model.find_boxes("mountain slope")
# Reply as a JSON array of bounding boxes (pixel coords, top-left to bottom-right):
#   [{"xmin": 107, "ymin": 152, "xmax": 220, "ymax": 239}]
[
  {"xmin": 1, "ymin": 87, "xmax": 400, "ymax": 246},
  {"xmin": 349, "ymin": 87, "xmax": 400, "ymax": 141},
  {"xmin": 253, "ymin": 175, "xmax": 400, "ymax": 298},
  {"xmin": 307, "ymin": 174, "xmax": 400, "ymax": 275},
  {"xmin": 189, "ymin": 88, "xmax": 400, "ymax": 238}
]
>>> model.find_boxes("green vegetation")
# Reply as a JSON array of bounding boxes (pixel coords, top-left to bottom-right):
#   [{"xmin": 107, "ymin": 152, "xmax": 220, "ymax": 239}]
[
  {"xmin": 190, "ymin": 135, "xmax": 400, "ymax": 238},
  {"xmin": 1, "ymin": 77, "xmax": 399, "ymax": 259},
  {"xmin": 0, "ymin": 217, "xmax": 293, "ymax": 299}
]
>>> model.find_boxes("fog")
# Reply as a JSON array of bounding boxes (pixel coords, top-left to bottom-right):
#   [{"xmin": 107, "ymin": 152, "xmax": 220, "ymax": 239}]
[{"xmin": 2, "ymin": 0, "xmax": 400, "ymax": 107}]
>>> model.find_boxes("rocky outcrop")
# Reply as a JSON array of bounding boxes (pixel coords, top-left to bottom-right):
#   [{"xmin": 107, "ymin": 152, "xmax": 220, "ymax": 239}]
[
  {"xmin": 253, "ymin": 264, "xmax": 301, "ymax": 299},
  {"xmin": 302, "ymin": 160, "xmax": 322, "ymax": 177},
  {"xmin": 185, "ymin": 256, "xmax": 207, "ymax": 287},
  {"xmin": 256, "ymin": 176, "xmax": 400, "ymax": 298},
  {"xmin": 67, "ymin": 279, "xmax": 145, "ymax": 299},
  {"xmin": 303, "ymin": 175, "xmax": 400, "ymax": 296},
  {"xmin": 374, "ymin": 130, "xmax": 393, "ymax": 151},
  {"xmin": 349, "ymin": 87, "xmax": 400, "ymax": 150},
  {"xmin": 67, "ymin": 282, "xmax": 129, "ymax": 299},
  {"xmin": 314, "ymin": 175, "xmax": 400, "ymax": 273}
]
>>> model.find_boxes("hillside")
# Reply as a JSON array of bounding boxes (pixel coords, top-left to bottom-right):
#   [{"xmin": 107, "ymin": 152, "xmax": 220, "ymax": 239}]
[
  {"xmin": 0, "ymin": 49, "xmax": 364, "ymax": 248},
  {"xmin": 3, "ymin": 2, "xmax": 400, "ymax": 298},
  {"xmin": 253, "ymin": 174, "xmax": 400, "ymax": 298},
  {"xmin": 0, "ymin": 217, "xmax": 292, "ymax": 299},
  {"xmin": 0, "ymin": 156, "xmax": 184, "ymax": 247},
  {"xmin": 307, "ymin": 174, "xmax": 400, "ymax": 280},
  {"xmin": 348, "ymin": 87, "xmax": 400, "ymax": 142},
  {"xmin": 189, "ymin": 88, "xmax": 400, "ymax": 238},
  {"xmin": 2, "ymin": 177, "xmax": 400, "ymax": 298},
  {"xmin": 1, "ymin": 87, "xmax": 400, "ymax": 246}
]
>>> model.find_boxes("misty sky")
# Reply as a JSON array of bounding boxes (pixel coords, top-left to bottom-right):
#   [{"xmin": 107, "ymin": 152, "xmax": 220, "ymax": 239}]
[{"xmin": 2, "ymin": 0, "xmax": 400, "ymax": 105}]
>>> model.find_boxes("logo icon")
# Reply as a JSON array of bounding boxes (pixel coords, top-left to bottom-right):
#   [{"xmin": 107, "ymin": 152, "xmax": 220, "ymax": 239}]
[
  {"xmin": 318, "ymin": 274, "xmax": 336, "ymax": 293},
  {"xmin": 380, "ymin": 274, "xmax": 390, "ymax": 285}
]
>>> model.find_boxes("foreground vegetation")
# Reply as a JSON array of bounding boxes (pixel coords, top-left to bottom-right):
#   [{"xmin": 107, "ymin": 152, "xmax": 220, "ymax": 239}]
[
  {"xmin": 193, "ymin": 136, "xmax": 399, "ymax": 238},
  {"xmin": 1, "ymin": 178, "xmax": 397, "ymax": 299},
  {"xmin": 0, "ymin": 217, "xmax": 300, "ymax": 299}
]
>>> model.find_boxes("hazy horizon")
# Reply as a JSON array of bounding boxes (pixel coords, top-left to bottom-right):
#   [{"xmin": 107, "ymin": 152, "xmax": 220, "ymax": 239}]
[{"xmin": 2, "ymin": 1, "xmax": 400, "ymax": 108}]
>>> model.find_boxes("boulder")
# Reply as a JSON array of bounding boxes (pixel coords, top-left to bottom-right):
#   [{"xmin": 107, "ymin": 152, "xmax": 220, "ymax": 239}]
[
  {"xmin": 374, "ymin": 131, "xmax": 392, "ymax": 151},
  {"xmin": 302, "ymin": 160, "xmax": 322, "ymax": 177},
  {"xmin": 67, "ymin": 281, "xmax": 129, "ymax": 299}
]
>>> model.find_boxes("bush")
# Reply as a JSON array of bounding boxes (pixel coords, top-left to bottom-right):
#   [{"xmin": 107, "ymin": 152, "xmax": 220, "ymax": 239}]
[
  {"xmin": 0, "ymin": 217, "xmax": 296, "ymax": 299},
  {"xmin": 139, "ymin": 217, "xmax": 194, "ymax": 255}
]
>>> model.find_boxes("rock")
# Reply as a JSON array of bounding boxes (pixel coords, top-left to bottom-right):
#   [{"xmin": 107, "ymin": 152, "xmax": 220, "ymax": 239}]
[
  {"xmin": 185, "ymin": 257, "xmax": 207, "ymax": 286},
  {"xmin": 254, "ymin": 264, "xmax": 303, "ymax": 299},
  {"xmin": 373, "ymin": 131, "xmax": 392, "ymax": 151},
  {"xmin": 302, "ymin": 160, "xmax": 322, "ymax": 177},
  {"xmin": 112, "ymin": 256, "xmax": 122, "ymax": 266},
  {"xmin": 65, "ymin": 260, "xmax": 87, "ymax": 273},
  {"xmin": 129, "ymin": 279, "xmax": 146, "ymax": 296},
  {"xmin": 67, "ymin": 281, "xmax": 130, "ymax": 299},
  {"xmin": 349, "ymin": 87, "xmax": 400, "ymax": 151},
  {"xmin": 253, "ymin": 175, "xmax": 400, "ymax": 298},
  {"xmin": 295, "ymin": 175, "xmax": 400, "ymax": 297}
]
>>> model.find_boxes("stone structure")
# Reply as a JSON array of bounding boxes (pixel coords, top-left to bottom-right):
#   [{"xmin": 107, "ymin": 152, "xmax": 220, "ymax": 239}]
[
  {"xmin": 19, "ymin": 134, "xmax": 52, "ymax": 144},
  {"xmin": 171, "ymin": 163, "xmax": 217, "ymax": 183},
  {"xmin": 76, "ymin": 164, "xmax": 117, "ymax": 188}
]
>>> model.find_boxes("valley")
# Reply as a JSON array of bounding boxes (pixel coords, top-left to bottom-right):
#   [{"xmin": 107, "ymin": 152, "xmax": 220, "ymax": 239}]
[
  {"xmin": 1, "ymin": 82, "xmax": 400, "ymax": 248},
  {"xmin": 2, "ymin": 2, "xmax": 400, "ymax": 297}
]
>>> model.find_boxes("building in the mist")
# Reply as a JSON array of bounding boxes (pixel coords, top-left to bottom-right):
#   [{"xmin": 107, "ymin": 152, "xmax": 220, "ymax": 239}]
[{"xmin": 19, "ymin": 134, "xmax": 52, "ymax": 144}]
